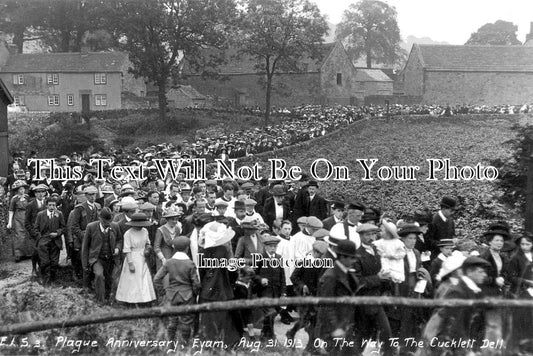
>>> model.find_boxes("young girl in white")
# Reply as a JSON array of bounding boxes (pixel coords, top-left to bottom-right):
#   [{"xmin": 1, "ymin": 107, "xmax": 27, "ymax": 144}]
[{"xmin": 373, "ymin": 219, "xmax": 406, "ymax": 283}]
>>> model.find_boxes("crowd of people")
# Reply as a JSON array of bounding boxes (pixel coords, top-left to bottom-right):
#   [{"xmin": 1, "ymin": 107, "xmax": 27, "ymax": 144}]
[{"xmin": 2, "ymin": 166, "xmax": 533, "ymax": 355}]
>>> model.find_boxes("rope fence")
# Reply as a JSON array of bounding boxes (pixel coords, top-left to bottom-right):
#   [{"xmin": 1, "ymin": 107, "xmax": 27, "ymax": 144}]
[{"xmin": 2, "ymin": 296, "xmax": 533, "ymax": 335}]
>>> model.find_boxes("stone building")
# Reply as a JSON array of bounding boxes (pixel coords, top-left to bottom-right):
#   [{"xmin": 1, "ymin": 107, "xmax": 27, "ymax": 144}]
[
  {"xmin": 401, "ymin": 44, "xmax": 533, "ymax": 105},
  {"xmin": 0, "ymin": 42, "xmax": 146, "ymax": 112},
  {"xmin": 181, "ymin": 42, "xmax": 392, "ymax": 107}
]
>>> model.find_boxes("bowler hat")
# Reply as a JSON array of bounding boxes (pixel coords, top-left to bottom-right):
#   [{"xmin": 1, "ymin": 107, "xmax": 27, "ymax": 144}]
[
  {"xmin": 441, "ymin": 196, "xmax": 457, "ymax": 209},
  {"xmin": 361, "ymin": 207, "xmax": 380, "ymax": 223},
  {"xmin": 271, "ymin": 185, "xmax": 286, "ymax": 196},
  {"xmin": 331, "ymin": 201, "xmax": 345, "ymax": 210},
  {"xmin": 307, "ymin": 180, "xmax": 319, "ymax": 188},
  {"xmin": 414, "ymin": 210, "xmax": 432, "ymax": 225},
  {"xmin": 334, "ymin": 240, "xmax": 357, "ymax": 257}
]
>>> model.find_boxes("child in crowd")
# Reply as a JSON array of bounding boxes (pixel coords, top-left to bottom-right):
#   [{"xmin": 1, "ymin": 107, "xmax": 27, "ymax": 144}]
[
  {"xmin": 233, "ymin": 266, "xmax": 258, "ymax": 338},
  {"xmin": 373, "ymin": 219, "xmax": 406, "ymax": 283},
  {"xmin": 153, "ymin": 236, "xmax": 200, "ymax": 343}
]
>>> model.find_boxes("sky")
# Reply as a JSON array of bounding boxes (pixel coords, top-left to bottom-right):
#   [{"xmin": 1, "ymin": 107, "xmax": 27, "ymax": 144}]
[{"xmin": 313, "ymin": 0, "xmax": 533, "ymax": 45}]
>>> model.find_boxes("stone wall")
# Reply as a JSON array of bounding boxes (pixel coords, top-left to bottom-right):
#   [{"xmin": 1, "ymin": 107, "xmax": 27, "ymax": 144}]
[
  {"xmin": 402, "ymin": 48, "xmax": 424, "ymax": 97},
  {"xmin": 320, "ymin": 42, "xmax": 358, "ymax": 103},
  {"xmin": 423, "ymin": 71, "xmax": 533, "ymax": 105}
]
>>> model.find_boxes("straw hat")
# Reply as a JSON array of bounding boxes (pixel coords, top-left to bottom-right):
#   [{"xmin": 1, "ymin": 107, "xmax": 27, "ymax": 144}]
[
  {"xmin": 199, "ymin": 221, "xmax": 235, "ymax": 249},
  {"xmin": 162, "ymin": 206, "xmax": 181, "ymax": 218},
  {"xmin": 11, "ymin": 180, "xmax": 28, "ymax": 191}
]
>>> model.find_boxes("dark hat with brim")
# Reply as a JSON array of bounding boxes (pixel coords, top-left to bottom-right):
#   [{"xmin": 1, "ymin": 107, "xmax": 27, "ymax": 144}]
[
  {"xmin": 398, "ymin": 225, "xmax": 422, "ymax": 237},
  {"xmin": 437, "ymin": 238, "xmax": 455, "ymax": 247},
  {"xmin": 484, "ymin": 229, "xmax": 511, "ymax": 242},
  {"xmin": 271, "ymin": 185, "xmax": 286, "ymax": 196},
  {"xmin": 125, "ymin": 212, "xmax": 152, "ymax": 227},
  {"xmin": 346, "ymin": 201, "xmax": 365, "ymax": 211},
  {"xmin": 441, "ymin": 196, "xmax": 457, "ymax": 209},
  {"xmin": 331, "ymin": 201, "xmax": 345, "ymax": 210},
  {"xmin": 334, "ymin": 240, "xmax": 357, "ymax": 257}
]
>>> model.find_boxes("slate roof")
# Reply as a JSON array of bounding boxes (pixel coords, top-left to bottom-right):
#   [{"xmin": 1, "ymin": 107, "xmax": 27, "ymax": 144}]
[
  {"xmin": 354, "ymin": 68, "xmax": 392, "ymax": 82},
  {"xmin": 184, "ymin": 42, "xmax": 337, "ymax": 75},
  {"xmin": 170, "ymin": 85, "xmax": 206, "ymax": 99},
  {"xmin": 414, "ymin": 44, "xmax": 533, "ymax": 72},
  {"xmin": 0, "ymin": 51, "xmax": 129, "ymax": 73}
]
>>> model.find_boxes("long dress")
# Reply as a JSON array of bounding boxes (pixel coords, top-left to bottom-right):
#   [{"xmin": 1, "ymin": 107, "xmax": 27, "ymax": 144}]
[
  {"xmin": 9, "ymin": 195, "xmax": 33, "ymax": 258},
  {"xmin": 115, "ymin": 228, "xmax": 156, "ymax": 303}
]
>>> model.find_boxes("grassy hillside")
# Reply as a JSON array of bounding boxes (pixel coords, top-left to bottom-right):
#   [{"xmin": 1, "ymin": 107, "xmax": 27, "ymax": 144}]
[{"xmin": 239, "ymin": 114, "xmax": 522, "ymax": 241}]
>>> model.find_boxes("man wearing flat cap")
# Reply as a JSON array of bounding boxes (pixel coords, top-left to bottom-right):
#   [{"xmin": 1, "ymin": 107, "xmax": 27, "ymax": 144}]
[
  {"xmin": 427, "ymin": 196, "xmax": 457, "ymax": 260},
  {"xmin": 329, "ymin": 201, "xmax": 365, "ymax": 249},
  {"xmin": 68, "ymin": 185, "xmax": 101, "ymax": 281}
]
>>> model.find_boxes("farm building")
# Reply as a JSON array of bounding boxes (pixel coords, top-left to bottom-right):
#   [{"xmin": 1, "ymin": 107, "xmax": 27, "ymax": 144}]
[
  {"xmin": 401, "ymin": 43, "xmax": 533, "ymax": 105},
  {"xmin": 167, "ymin": 85, "xmax": 207, "ymax": 108},
  {"xmin": 0, "ymin": 42, "xmax": 146, "ymax": 112},
  {"xmin": 180, "ymin": 42, "xmax": 393, "ymax": 107}
]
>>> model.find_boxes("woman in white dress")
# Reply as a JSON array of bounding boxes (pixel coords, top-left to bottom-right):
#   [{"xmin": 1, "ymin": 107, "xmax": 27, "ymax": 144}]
[{"xmin": 116, "ymin": 212, "xmax": 157, "ymax": 305}]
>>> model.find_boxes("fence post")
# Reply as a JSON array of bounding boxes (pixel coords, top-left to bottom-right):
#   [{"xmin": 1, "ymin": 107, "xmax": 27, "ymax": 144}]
[{"xmin": 525, "ymin": 143, "xmax": 533, "ymax": 234}]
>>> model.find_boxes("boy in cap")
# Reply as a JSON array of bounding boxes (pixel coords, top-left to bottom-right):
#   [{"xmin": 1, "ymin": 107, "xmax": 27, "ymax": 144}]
[
  {"xmin": 287, "ymin": 240, "xmax": 328, "ymax": 347},
  {"xmin": 154, "ymin": 236, "xmax": 200, "ymax": 343},
  {"xmin": 329, "ymin": 201, "xmax": 365, "ymax": 249},
  {"xmin": 256, "ymin": 234, "xmax": 286, "ymax": 341},
  {"xmin": 429, "ymin": 239, "xmax": 455, "ymax": 285}
]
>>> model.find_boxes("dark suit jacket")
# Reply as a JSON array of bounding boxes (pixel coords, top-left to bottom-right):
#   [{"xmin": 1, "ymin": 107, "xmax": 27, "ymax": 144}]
[
  {"xmin": 25, "ymin": 199, "xmax": 46, "ymax": 239},
  {"xmin": 81, "ymin": 220, "xmax": 120, "ymax": 268},
  {"xmin": 507, "ymin": 250, "xmax": 533, "ymax": 298},
  {"xmin": 33, "ymin": 210, "xmax": 65, "ymax": 248},
  {"xmin": 354, "ymin": 245, "xmax": 388, "ymax": 297},
  {"xmin": 68, "ymin": 201, "xmax": 101, "ymax": 247},
  {"xmin": 322, "ymin": 216, "xmax": 341, "ymax": 231},
  {"xmin": 153, "ymin": 257, "xmax": 201, "ymax": 303},
  {"xmin": 479, "ymin": 249, "xmax": 509, "ymax": 296},
  {"xmin": 256, "ymin": 252, "xmax": 286, "ymax": 298},
  {"xmin": 262, "ymin": 197, "xmax": 289, "ymax": 229},
  {"xmin": 427, "ymin": 213, "xmax": 455, "ymax": 258},
  {"xmin": 307, "ymin": 194, "xmax": 329, "ymax": 221},
  {"xmin": 399, "ymin": 249, "xmax": 422, "ymax": 297},
  {"xmin": 235, "ymin": 234, "xmax": 264, "ymax": 264},
  {"xmin": 315, "ymin": 262, "xmax": 359, "ymax": 337},
  {"xmin": 254, "ymin": 187, "xmax": 271, "ymax": 216}
]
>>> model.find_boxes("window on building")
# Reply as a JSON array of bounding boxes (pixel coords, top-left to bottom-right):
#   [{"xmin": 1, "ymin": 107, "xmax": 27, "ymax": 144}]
[
  {"xmin": 95, "ymin": 94, "xmax": 107, "ymax": 106},
  {"xmin": 94, "ymin": 73, "xmax": 107, "ymax": 85},
  {"xmin": 13, "ymin": 95, "xmax": 25, "ymax": 106},
  {"xmin": 67, "ymin": 94, "xmax": 74, "ymax": 106},
  {"xmin": 12, "ymin": 74, "xmax": 24, "ymax": 85},
  {"xmin": 48, "ymin": 95, "xmax": 59, "ymax": 106},
  {"xmin": 336, "ymin": 73, "xmax": 342, "ymax": 86},
  {"xmin": 47, "ymin": 73, "xmax": 59, "ymax": 85}
]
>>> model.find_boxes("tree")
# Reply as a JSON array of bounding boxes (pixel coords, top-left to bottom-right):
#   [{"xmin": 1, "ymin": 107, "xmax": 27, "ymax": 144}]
[
  {"xmin": 336, "ymin": 0, "xmax": 403, "ymax": 68},
  {"xmin": 112, "ymin": 0, "xmax": 236, "ymax": 121},
  {"xmin": 0, "ymin": 0, "xmax": 47, "ymax": 53},
  {"xmin": 238, "ymin": 0, "xmax": 328, "ymax": 125},
  {"xmin": 466, "ymin": 20, "xmax": 522, "ymax": 46}
]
